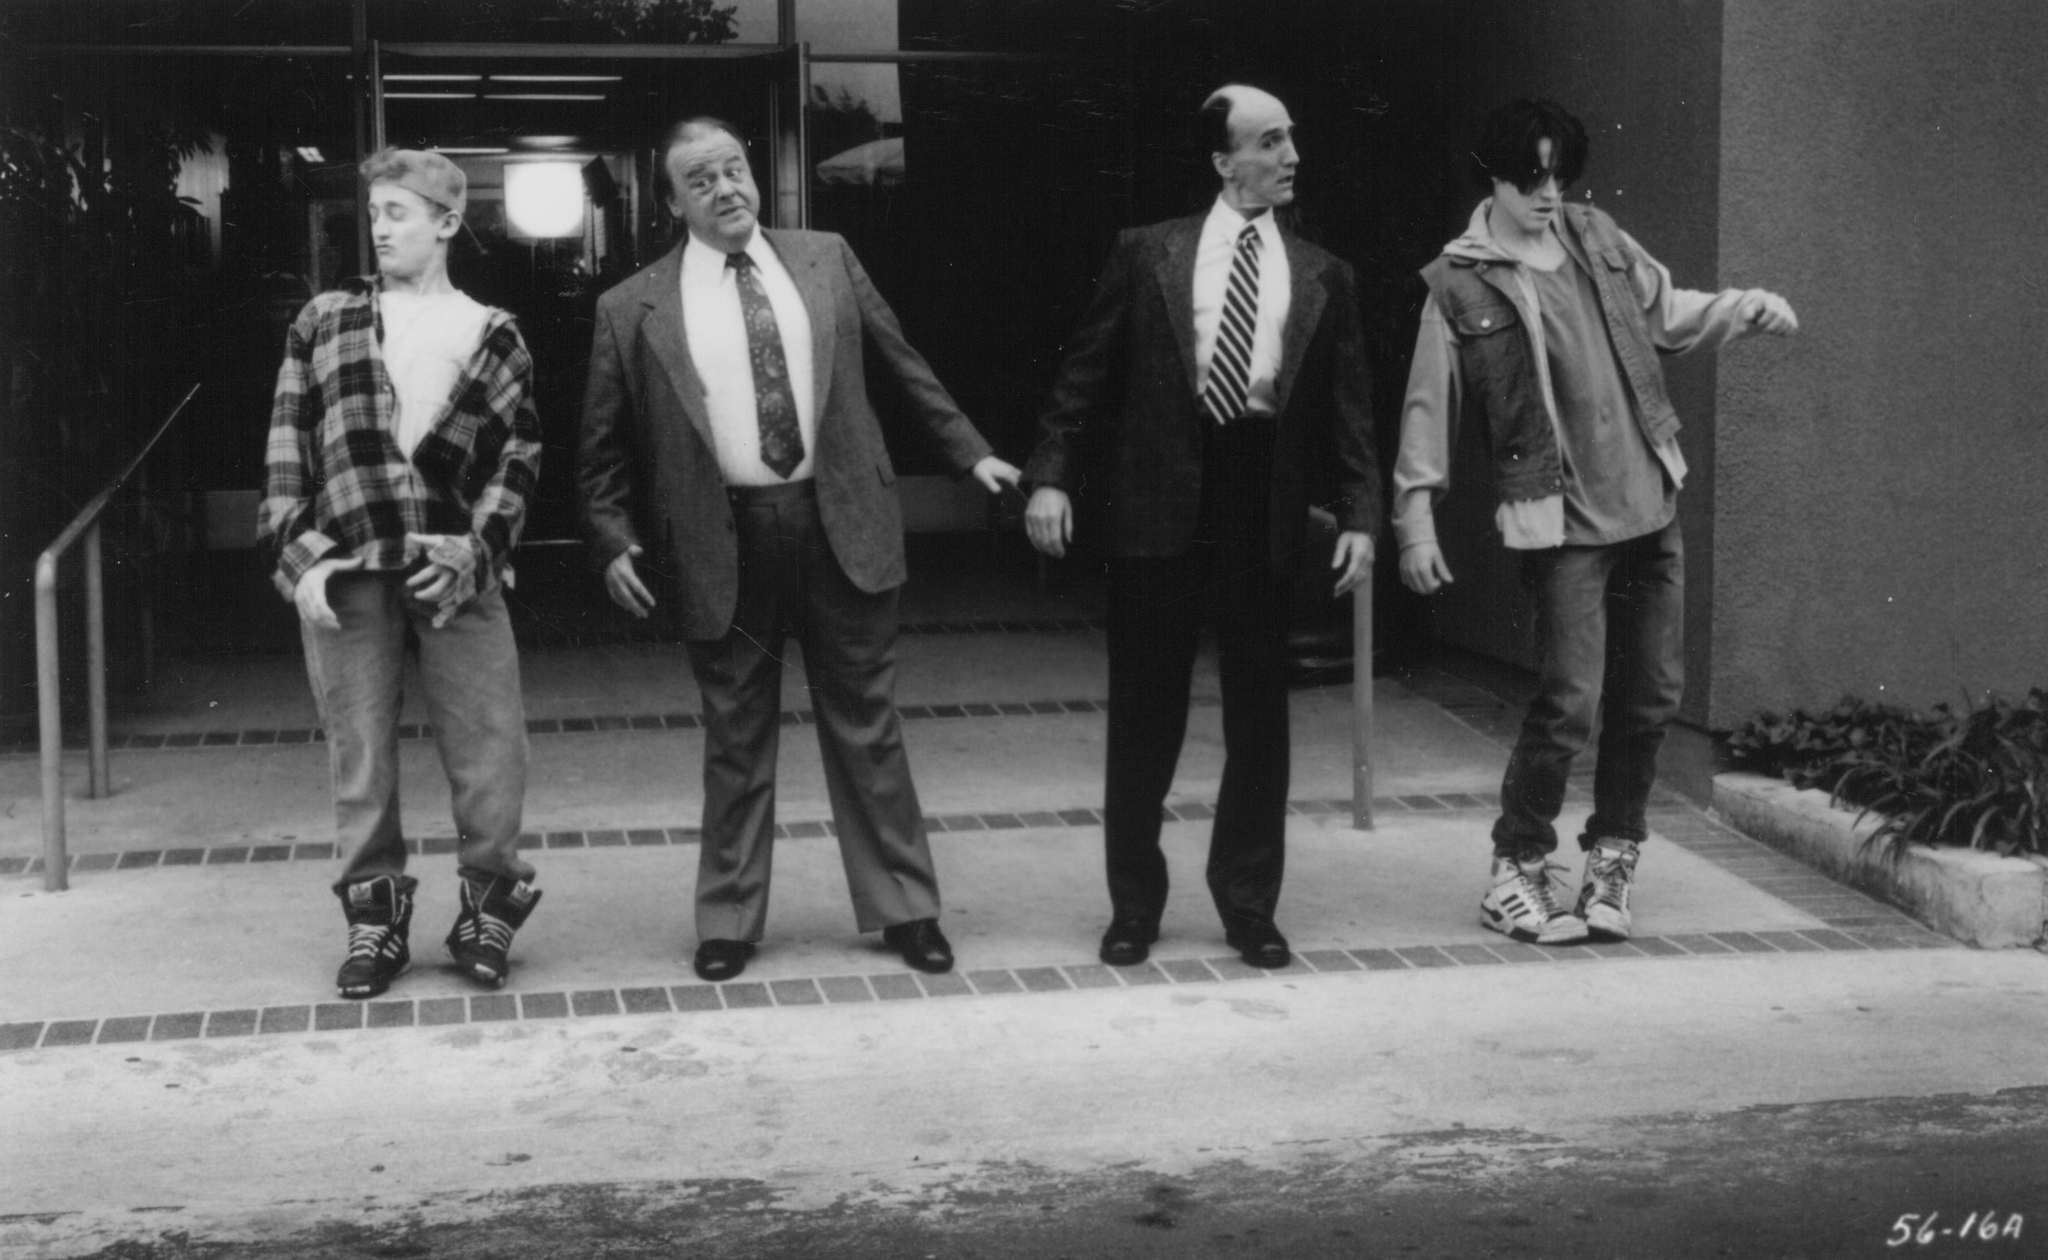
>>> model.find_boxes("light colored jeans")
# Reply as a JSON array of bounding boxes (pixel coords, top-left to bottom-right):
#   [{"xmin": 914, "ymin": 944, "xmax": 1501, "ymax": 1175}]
[{"xmin": 301, "ymin": 573, "xmax": 533, "ymax": 890}]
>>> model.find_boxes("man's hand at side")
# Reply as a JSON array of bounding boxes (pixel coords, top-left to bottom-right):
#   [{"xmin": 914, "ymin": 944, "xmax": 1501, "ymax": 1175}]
[
  {"xmin": 1398, "ymin": 541, "xmax": 1455, "ymax": 595},
  {"xmin": 1332, "ymin": 531, "xmax": 1376, "ymax": 596},
  {"xmin": 605, "ymin": 545, "xmax": 655, "ymax": 619},
  {"xmin": 293, "ymin": 554, "xmax": 366, "ymax": 631},
  {"xmin": 1025, "ymin": 487, "xmax": 1073, "ymax": 558}
]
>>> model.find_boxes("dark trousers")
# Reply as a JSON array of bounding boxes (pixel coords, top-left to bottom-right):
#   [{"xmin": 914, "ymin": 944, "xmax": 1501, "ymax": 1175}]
[
  {"xmin": 1102, "ymin": 417, "xmax": 1290, "ymax": 936},
  {"xmin": 1493, "ymin": 518, "xmax": 1685, "ymax": 857},
  {"xmin": 685, "ymin": 481, "xmax": 939, "ymax": 942}
]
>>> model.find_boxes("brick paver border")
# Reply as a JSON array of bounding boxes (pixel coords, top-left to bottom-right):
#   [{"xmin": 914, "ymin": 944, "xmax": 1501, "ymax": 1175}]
[
  {"xmin": 0, "ymin": 691, "xmax": 1134, "ymax": 758},
  {"xmin": 0, "ymin": 923, "xmax": 1956, "ymax": 1055},
  {"xmin": 0, "ymin": 789, "xmax": 1469, "ymax": 879}
]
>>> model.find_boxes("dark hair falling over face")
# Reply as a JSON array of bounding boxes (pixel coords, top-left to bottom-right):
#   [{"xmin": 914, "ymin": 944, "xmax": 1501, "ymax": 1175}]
[{"xmin": 1471, "ymin": 98, "xmax": 1590, "ymax": 193}]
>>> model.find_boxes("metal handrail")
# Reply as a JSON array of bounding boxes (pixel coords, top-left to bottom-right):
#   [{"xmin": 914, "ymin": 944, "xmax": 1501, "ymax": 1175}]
[
  {"xmin": 1352, "ymin": 573, "xmax": 1375, "ymax": 831},
  {"xmin": 36, "ymin": 384, "xmax": 200, "ymax": 891}
]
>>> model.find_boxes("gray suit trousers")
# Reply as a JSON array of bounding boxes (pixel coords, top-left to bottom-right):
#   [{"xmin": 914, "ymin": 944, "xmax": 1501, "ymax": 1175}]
[{"xmin": 686, "ymin": 480, "xmax": 940, "ymax": 941}]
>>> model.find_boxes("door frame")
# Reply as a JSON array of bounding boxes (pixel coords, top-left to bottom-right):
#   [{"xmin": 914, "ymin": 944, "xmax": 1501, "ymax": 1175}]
[{"xmin": 362, "ymin": 39, "xmax": 811, "ymax": 274}]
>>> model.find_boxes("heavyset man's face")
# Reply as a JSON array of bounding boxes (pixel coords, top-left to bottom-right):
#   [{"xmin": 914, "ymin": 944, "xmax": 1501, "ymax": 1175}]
[
  {"xmin": 1491, "ymin": 136, "xmax": 1568, "ymax": 237},
  {"xmin": 367, "ymin": 183, "xmax": 457, "ymax": 281},
  {"xmin": 665, "ymin": 130, "xmax": 760, "ymax": 252}
]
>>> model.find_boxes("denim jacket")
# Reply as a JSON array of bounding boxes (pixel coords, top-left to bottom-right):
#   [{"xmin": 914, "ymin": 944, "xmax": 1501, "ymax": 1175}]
[{"xmin": 1393, "ymin": 202, "xmax": 1756, "ymax": 551}]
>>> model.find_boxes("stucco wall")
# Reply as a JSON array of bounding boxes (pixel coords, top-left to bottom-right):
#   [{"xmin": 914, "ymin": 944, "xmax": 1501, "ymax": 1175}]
[
  {"xmin": 1424, "ymin": 0, "xmax": 1725, "ymax": 723},
  {"xmin": 1713, "ymin": 0, "xmax": 2048, "ymax": 725}
]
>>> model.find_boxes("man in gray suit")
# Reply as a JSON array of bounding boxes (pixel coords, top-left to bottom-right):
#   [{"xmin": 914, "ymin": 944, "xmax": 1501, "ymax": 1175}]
[{"xmin": 579, "ymin": 117, "xmax": 1020, "ymax": 981}]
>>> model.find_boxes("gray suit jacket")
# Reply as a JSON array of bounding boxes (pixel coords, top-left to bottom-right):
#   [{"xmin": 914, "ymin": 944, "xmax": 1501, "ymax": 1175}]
[
  {"xmin": 578, "ymin": 229, "xmax": 993, "ymax": 639},
  {"xmin": 1023, "ymin": 214, "xmax": 1378, "ymax": 565}
]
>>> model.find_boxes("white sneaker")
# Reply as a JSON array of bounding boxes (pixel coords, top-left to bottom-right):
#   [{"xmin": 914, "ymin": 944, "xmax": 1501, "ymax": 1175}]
[
  {"xmin": 1480, "ymin": 852, "xmax": 1590, "ymax": 945},
  {"xmin": 1576, "ymin": 841, "xmax": 1640, "ymax": 940}
]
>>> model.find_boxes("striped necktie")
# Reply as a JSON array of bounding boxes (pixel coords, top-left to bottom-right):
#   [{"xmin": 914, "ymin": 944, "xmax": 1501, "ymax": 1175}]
[{"xmin": 1200, "ymin": 222, "xmax": 1262, "ymax": 425}]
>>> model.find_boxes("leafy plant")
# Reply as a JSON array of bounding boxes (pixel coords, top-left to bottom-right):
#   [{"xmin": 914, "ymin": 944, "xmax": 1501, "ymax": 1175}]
[{"xmin": 1727, "ymin": 691, "xmax": 2048, "ymax": 861}]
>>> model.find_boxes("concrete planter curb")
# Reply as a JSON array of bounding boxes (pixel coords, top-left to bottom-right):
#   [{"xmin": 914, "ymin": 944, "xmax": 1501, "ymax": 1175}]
[{"xmin": 1711, "ymin": 772, "xmax": 2046, "ymax": 949}]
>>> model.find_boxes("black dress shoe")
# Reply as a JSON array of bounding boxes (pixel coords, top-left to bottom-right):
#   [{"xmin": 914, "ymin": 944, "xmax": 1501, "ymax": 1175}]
[
  {"xmin": 1099, "ymin": 918, "xmax": 1159, "ymax": 967},
  {"xmin": 882, "ymin": 918, "xmax": 954, "ymax": 974},
  {"xmin": 1225, "ymin": 925, "xmax": 1291, "ymax": 969},
  {"xmin": 693, "ymin": 938, "xmax": 755, "ymax": 982}
]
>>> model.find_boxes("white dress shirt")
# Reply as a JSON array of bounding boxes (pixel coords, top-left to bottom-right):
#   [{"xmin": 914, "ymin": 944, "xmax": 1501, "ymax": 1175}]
[
  {"xmin": 1191, "ymin": 196, "xmax": 1291, "ymax": 418},
  {"xmin": 380, "ymin": 289, "xmax": 492, "ymax": 459},
  {"xmin": 680, "ymin": 228, "xmax": 817, "ymax": 485}
]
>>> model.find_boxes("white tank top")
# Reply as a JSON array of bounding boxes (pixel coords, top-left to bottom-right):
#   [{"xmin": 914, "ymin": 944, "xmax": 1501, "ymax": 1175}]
[{"xmin": 380, "ymin": 290, "xmax": 492, "ymax": 459}]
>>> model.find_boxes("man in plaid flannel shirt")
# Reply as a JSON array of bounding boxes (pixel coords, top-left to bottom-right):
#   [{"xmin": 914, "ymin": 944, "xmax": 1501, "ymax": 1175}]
[{"xmin": 260, "ymin": 148, "xmax": 543, "ymax": 1000}]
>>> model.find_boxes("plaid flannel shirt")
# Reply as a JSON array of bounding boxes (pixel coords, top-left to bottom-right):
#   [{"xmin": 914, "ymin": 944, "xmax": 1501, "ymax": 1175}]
[{"xmin": 259, "ymin": 278, "xmax": 541, "ymax": 616}]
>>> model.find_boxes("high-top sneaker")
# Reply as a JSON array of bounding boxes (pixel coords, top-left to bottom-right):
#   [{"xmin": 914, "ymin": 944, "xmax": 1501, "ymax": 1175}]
[
  {"xmin": 1576, "ymin": 840, "xmax": 1641, "ymax": 940},
  {"xmin": 1479, "ymin": 851, "xmax": 1590, "ymax": 945},
  {"xmin": 445, "ymin": 873, "xmax": 541, "ymax": 988},
  {"xmin": 336, "ymin": 874, "xmax": 417, "ymax": 999}
]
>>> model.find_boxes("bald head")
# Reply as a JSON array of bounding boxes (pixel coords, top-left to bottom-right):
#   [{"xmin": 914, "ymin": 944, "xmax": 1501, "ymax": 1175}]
[{"xmin": 1199, "ymin": 84, "xmax": 1298, "ymax": 212}]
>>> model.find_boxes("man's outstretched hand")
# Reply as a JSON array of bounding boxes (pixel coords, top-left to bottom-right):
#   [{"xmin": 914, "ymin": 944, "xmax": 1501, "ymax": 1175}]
[
  {"xmin": 971, "ymin": 455, "xmax": 1023, "ymax": 495},
  {"xmin": 1739, "ymin": 289, "xmax": 1799, "ymax": 336}
]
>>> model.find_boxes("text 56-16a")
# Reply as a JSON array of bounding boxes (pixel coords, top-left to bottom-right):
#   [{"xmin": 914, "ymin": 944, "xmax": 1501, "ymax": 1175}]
[{"xmin": 1888, "ymin": 1212, "xmax": 2025, "ymax": 1247}]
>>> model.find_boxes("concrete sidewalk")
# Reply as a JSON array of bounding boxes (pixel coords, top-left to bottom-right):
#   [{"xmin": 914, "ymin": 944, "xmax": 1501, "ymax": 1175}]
[
  {"xmin": 0, "ymin": 630, "xmax": 1951, "ymax": 1037},
  {"xmin": 3, "ymin": 624, "xmax": 2041, "ymax": 1260}
]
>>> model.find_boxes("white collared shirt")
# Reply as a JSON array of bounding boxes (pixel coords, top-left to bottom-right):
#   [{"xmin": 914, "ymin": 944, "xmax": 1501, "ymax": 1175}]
[
  {"xmin": 1191, "ymin": 195, "xmax": 1291, "ymax": 417},
  {"xmin": 680, "ymin": 228, "xmax": 817, "ymax": 485}
]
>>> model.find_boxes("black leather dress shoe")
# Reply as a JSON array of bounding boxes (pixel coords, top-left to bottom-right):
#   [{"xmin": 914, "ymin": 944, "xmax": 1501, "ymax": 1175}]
[
  {"xmin": 1099, "ymin": 918, "xmax": 1159, "ymax": 967},
  {"xmin": 1225, "ymin": 925, "xmax": 1291, "ymax": 970},
  {"xmin": 693, "ymin": 938, "xmax": 755, "ymax": 982},
  {"xmin": 882, "ymin": 918, "xmax": 954, "ymax": 974}
]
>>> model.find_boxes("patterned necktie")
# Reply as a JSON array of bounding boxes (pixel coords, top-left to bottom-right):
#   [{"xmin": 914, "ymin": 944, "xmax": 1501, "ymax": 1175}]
[
  {"xmin": 1200, "ymin": 222, "xmax": 1262, "ymax": 426},
  {"xmin": 727, "ymin": 251, "xmax": 804, "ymax": 479}
]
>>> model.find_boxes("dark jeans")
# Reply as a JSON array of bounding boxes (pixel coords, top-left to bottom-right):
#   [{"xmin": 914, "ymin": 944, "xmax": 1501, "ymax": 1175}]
[
  {"xmin": 686, "ymin": 480, "xmax": 940, "ymax": 942},
  {"xmin": 1102, "ymin": 416, "xmax": 1290, "ymax": 936},
  {"xmin": 1493, "ymin": 518, "xmax": 1684, "ymax": 857}
]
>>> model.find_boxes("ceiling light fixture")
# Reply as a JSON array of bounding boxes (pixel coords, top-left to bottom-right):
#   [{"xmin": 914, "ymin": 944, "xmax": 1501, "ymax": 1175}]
[
  {"xmin": 504, "ymin": 162, "xmax": 587, "ymax": 238},
  {"xmin": 485, "ymin": 93, "xmax": 607, "ymax": 102},
  {"xmin": 384, "ymin": 93, "xmax": 477, "ymax": 100},
  {"xmin": 384, "ymin": 74, "xmax": 483, "ymax": 82},
  {"xmin": 491, "ymin": 75, "xmax": 624, "ymax": 83}
]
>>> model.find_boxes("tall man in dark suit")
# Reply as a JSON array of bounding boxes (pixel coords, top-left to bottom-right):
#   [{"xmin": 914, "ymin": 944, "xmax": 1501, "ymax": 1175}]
[
  {"xmin": 1024, "ymin": 85, "xmax": 1379, "ymax": 970},
  {"xmin": 579, "ymin": 117, "xmax": 1021, "ymax": 982}
]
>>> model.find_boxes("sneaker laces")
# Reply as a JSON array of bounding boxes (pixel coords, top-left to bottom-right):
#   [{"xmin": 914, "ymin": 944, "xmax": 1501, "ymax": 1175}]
[
  {"xmin": 347, "ymin": 920, "xmax": 396, "ymax": 960},
  {"xmin": 1585, "ymin": 848, "xmax": 1636, "ymax": 911},
  {"xmin": 1519, "ymin": 860, "xmax": 1575, "ymax": 920}
]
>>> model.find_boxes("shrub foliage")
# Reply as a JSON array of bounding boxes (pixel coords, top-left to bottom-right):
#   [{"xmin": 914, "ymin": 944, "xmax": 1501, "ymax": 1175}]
[{"xmin": 1727, "ymin": 691, "xmax": 2047, "ymax": 860}]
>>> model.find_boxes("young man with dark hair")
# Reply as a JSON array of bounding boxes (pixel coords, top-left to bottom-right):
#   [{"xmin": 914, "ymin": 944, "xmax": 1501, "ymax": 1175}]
[
  {"xmin": 1025, "ymin": 85, "xmax": 1378, "ymax": 970},
  {"xmin": 261, "ymin": 148, "xmax": 544, "ymax": 999},
  {"xmin": 1395, "ymin": 99, "xmax": 1797, "ymax": 944}
]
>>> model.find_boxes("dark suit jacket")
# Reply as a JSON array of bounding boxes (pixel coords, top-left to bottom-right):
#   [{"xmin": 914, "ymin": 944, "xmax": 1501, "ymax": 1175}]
[
  {"xmin": 1023, "ymin": 214, "xmax": 1379, "ymax": 565},
  {"xmin": 578, "ymin": 229, "xmax": 993, "ymax": 640}
]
